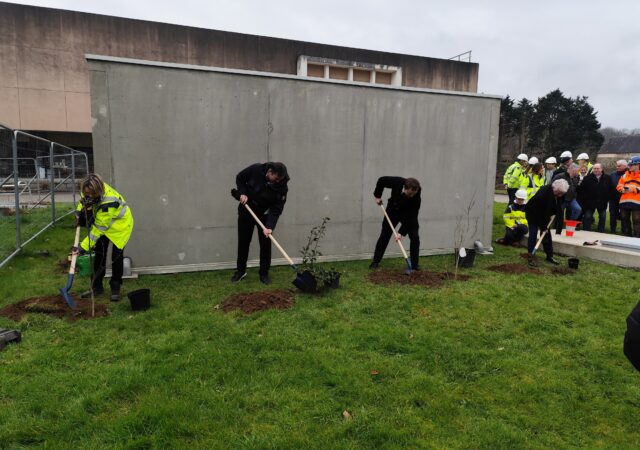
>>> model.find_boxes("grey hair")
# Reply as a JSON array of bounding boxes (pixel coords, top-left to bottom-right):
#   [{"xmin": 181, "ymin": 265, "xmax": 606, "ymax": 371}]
[
  {"xmin": 617, "ymin": 159, "xmax": 629, "ymax": 166},
  {"xmin": 570, "ymin": 163, "xmax": 580, "ymax": 170},
  {"xmin": 552, "ymin": 178, "xmax": 569, "ymax": 194}
]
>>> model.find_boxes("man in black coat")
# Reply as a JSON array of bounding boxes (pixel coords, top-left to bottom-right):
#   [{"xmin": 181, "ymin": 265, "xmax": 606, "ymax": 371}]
[
  {"xmin": 524, "ymin": 179, "xmax": 567, "ymax": 265},
  {"xmin": 370, "ymin": 177, "xmax": 421, "ymax": 270},
  {"xmin": 232, "ymin": 162, "xmax": 289, "ymax": 284},
  {"xmin": 577, "ymin": 163, "xmax": 611, "ymax": 232}
]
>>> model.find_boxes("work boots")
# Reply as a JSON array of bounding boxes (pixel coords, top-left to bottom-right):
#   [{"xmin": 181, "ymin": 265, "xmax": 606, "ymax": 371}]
[{"xmin": 110, "ymin": 283, "xmax": 121, "ymax": 302}]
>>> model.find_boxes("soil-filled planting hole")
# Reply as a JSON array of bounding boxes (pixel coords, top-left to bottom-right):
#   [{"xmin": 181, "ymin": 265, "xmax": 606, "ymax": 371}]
[
  {"xmin": 368, "ymin": 270, "xmax": 470, "ymax": 288},
  {"xmin": 488, "ymin": 263, "xmax": 542, "ymax": 275},
  {"xmin": 0, "ymin": 295, "xmax": 109, "ymax": 322},
  {"xmin": 220, "ymin": 290, "xmax": 294, "ymax": 314}
]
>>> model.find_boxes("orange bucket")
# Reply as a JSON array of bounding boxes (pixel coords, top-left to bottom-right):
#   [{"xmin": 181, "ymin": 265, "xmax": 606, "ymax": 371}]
[{"xmin": 564, "ymin": 220, "xmax": 581, "ymax": 237}]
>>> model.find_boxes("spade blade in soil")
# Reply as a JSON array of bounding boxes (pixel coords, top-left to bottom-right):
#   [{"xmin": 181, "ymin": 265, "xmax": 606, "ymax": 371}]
[
  {"xmin": 293, "ymin": 270, "xmax": 317, "ymax": 293},
  {"xmin": 404, "ymin": 258, "xmax": 413, "ymax": 275},
  {"xmin": 59, "ymin": 274, "xmax": 78, "ymax": 309}
]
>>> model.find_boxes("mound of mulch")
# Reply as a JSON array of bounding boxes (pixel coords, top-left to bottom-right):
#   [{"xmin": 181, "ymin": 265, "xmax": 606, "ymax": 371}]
[
  {"xmin": 551, "ymin": 267, "xmax": 576, "ymax": 276},
  {"xmin": 0, "ymin": 295, "xmax": 109, "ymax": 322},
  {"xmin": 220, "ymin": 290, "xmax": 294, "ymax": 314},
  {"xmin": 368, "ymin": 270, "xmax": 470, "ymax": 288},
  {"xmin": 488, "ymin": 263, "xmax": 542, "ymax": 275}
]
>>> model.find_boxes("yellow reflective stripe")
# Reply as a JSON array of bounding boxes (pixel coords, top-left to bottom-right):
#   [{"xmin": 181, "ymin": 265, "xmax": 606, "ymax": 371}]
[
  {"xmin": 94, "ymin": 223, "xmax": 108, "ymax": 231},
  {"xmin": 89, "ymin": 232, "xmax": 100, "ymax": 242}
]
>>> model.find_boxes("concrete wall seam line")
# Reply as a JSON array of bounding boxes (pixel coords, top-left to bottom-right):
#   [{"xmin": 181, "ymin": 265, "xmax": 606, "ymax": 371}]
[{"xmin": 85, "ymin": 54, "xmax": 502, "ymax": 101}]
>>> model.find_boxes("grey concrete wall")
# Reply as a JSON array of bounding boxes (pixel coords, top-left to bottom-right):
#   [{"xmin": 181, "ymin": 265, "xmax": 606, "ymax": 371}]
[{"xmin": 88, "ymin": 56, "xmax": 500, "ymax": 273}]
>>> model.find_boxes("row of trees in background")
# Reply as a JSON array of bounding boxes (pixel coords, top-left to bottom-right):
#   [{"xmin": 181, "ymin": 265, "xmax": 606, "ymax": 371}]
[{"xmin": 499, "ymin": 89, "xmax": 604, "ymax": 163}]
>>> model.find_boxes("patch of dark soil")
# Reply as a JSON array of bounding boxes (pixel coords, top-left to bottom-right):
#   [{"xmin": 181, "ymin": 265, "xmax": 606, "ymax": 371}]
[
  {"xmin": 220, "ymin": 290, "xmax": 294, "ymax": 314},
  {"xmin": 551, "ymin": 267, "xmax": 576, "ymax": 276},
  {"xmin": 368, "ymin": 270, "xmax": 470, "ymax": 288},
  {"xmin": 488, "ymin": 263, "xmax": 542, "ymax": 275},
  {"xmin": 57, "ymin": 258, "xmax": 70, "ymax": 273},
  {"xmin": 0, "ymin": 295, "xmax": 109, "ymax": 322}
]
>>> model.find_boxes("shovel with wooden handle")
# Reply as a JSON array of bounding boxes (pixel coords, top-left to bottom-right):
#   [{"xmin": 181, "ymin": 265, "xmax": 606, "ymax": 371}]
[
  {"xmin": 59, "ymin": 226, "xmax": 80, "ymax": 309},
  {"xmin": 529, "ymin": 215, "xmax": 555, "ymax": 266},
  {"xmin": 379, "ymin": 203, "xmax": 412, "ymax": 274},
  {"xmin": 231, "ymin": 189, "xmax": 317, "ymax": 292}
]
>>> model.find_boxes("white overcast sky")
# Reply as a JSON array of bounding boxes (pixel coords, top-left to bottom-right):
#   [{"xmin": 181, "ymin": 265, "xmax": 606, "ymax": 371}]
[{"xmin": 7, "ymin": 0, "xmax": 640, "ymax": 129}]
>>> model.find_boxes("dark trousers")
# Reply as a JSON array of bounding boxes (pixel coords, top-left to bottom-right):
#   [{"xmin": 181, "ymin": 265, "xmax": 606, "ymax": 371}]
[
  {"xmin": 620, "ymin": 208, "xmax": 640, "ymax": 238},
  {"xmin": 373, "ymin": 214, "xmax": 420, "ymax": 268},
  {"xmin": 609, "ymin": 198, "xmax": 620, "ymax": 233},
  {"xmin": 527, "ymin": 222, "xmax": 553, "ymax": 257},
  {"xmin": 92, "ymin": 235, "xmax": 124, "ymax": 290},
  {"xmin": 507, "ymin": 188, "xmax": 517, "ymax": 204},
  {"xmin": 582, "ymin": 207, "xmax": 607, "ymax": 232},
  {"xmin": 236, "ymin": 207, "xmax": 271, "ymax": 275},
  {"xmin": 504, "ymin": 224, "xmax": 528, "ymax": 245}
]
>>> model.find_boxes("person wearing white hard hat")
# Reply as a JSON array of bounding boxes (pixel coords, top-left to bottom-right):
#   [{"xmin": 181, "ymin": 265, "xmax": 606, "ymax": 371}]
[
  {"xmin": 544, "ymin": 157, "xmax": 557, "ymax": 185},
  {"xmin": 523, "ymin": 162, "xmax": 545, "ymax": 201},
  {"xmin": 503, "ymin": 154, "xmax": 528, "ymax": 204},
  {"xmin": 576, "ymin": 153, "xmax": 593, "ymax": 174},
  {"xmin": 496, "ymin": 188, "xmax": 529, "ymax": 246}
]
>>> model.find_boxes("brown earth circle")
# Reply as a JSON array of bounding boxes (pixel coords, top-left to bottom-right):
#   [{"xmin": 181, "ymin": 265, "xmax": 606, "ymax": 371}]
[
  {"xmin": 368, "ymin": 270, "xmax": 470, "ymax": 288},
  {"xmin": 220, "ymin": 290, "xmax": 294, "ymax": 314},
  {"xmin": 0, "ymin": 295, "xmax": 110, "ymax": 322}
]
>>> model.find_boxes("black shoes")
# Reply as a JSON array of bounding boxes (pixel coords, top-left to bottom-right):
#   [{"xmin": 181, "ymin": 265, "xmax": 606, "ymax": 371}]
[
  {"xmin": 231, "ymin": 271, "xmax": 247, "ymax": 283},
  {"xmin": 369, "ymin": 261, "xmax": 379, "ymax": 269},
  {"xmin": 259, "ymin": 274, "xmax": 272, "ymax": 285},
  {"xmin": 110, "ymin": 284, "xmax": 121, "ymax": 302},
  {"xmin": 545, "ymin": 257, "xmax": 560, "ymax": 265},
  {"xmin": 81, "ymin": 287, "xmax": 104, "ymax": 298}
]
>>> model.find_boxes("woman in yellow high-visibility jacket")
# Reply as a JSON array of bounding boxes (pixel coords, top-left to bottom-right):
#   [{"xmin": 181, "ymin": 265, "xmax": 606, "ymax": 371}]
[{"xmin": 72, "ymin": 173, "xmax": 134, "ymax": 301}]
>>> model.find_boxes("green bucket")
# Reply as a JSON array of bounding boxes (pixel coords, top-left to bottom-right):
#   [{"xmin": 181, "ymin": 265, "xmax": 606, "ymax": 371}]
[{"xmin": 76, "ymin": 254, "xmax": 92, "ymax": 276}]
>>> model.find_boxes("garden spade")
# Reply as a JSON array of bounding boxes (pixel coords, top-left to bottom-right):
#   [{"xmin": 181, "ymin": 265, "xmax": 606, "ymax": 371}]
[
  {"xmin": 529, "ymin": 215, "xmax": 555, "ymax": 266},
  {"xmin": 59, "ymin": 226, "xmax": 80, "ymax": 309},
  {"xmin": 231, "ymin": 189, "xmax": 316, "ymax": 292},
  {"xmin": 379, "ymin": 204, "xmax": 412, "ymax": 274}
]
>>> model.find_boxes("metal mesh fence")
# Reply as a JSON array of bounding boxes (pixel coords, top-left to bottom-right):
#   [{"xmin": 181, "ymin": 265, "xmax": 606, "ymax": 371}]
[{"xmin": 0, "ymin": 124, "xmax": 89, "ymax": 269}]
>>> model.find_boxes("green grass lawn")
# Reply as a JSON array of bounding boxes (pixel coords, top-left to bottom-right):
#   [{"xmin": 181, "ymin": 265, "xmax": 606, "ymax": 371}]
[{"xmin": 1, "ymin": 204, "xmax": 639, "ymax": 448}]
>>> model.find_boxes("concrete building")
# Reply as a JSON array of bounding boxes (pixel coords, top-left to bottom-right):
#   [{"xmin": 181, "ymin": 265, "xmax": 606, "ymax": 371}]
[
  {"xmin": 0, "ymin": 1, "xmax": 479, "ymax": 158},
  {"xmin": 89, "ymin": 56, "xmax": 500, "ymax": 273},
  {"xmin": 597, "ymin": 135, "xmax": 640, "ymax": 170}
]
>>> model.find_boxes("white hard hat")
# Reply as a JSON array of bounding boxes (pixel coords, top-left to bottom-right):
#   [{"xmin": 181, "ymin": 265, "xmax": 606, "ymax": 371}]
[
  {"xmin": 528, "ymin": 157, "xmax": 539, "ymax": 165},
  {"xmin": 576, "ymin": 152, "xmax": 589, "ymax": 161},
  {"xmin": 560, "ymin": 151, "xmax": 572, "ymax": 159},
  {"xmin": 545, "ymin": 156, "xmax": 557, "ymax": 164},
  {"xmin": 517, "ymin": 153, "xmax": 528, "ymax": 162},
  {"xmin": 515, "ymin": 189, "xmax": 528, "ymax": 200}
]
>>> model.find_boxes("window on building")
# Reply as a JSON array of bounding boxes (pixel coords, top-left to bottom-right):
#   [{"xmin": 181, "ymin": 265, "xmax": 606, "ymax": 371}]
[{"xmin": 297, "ymin": 56, "xmax": 402, "ymax": 87}]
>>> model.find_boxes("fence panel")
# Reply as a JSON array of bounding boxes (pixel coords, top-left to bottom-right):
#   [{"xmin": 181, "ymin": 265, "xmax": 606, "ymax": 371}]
[{"xmin": 0, "ymin": 124, "xmax": 90, "ymax": 269}]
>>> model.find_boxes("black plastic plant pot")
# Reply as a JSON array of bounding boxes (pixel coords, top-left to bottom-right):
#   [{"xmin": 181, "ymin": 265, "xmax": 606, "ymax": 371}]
[
  {"xmin": 324, "ymin": 273, "xmax": 341, "ymax": 289},
  {"xmin": 568, "ymin": 258, "xmax": 579, "ymax": 269},
  {"xmin": 293, "ymin": 270, "xmax": 317, "ymax": 293},
  {"xmin": 127, "ymin": 288, "xmax": 151, "ymax": 311},
  {"xmin": 456, "ymin": 249, "xmax": 476, "ymax": 268}
]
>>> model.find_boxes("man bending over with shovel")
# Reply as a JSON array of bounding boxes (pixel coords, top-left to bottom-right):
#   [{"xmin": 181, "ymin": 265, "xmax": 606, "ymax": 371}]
[
  {"xmin": 524, "ymin": 179, "xmax": 567, "ymax": 267},
  {"xmin": 231, "ymin": 162, "xmax": 289, "ymax": 285},
  {"xmin": 72, "ymin": 173, "xmax": 134, "ymax": 301},
  {"xmin": 370, "ymin": 177, "xmax": 421, "ymax": 270}
]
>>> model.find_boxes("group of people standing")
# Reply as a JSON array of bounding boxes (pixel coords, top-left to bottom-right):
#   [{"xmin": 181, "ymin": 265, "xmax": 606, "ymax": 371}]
[{"xmin": 500, "ymin": 151, "xmax": 640, "ymax": 266}]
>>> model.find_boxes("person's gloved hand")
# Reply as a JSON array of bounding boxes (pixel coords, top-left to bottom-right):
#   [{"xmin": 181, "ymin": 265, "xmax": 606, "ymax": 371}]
[{"xmin": 70, "ymin": 246, "xmax": 86, "ymax": 257}]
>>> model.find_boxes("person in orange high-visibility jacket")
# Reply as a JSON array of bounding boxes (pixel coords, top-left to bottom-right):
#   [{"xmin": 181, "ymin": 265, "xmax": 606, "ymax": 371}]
[
  {"xmin": 617, "ymin": 156, "xmax": 640, "ymax": 237},
  {"xmin": 72, "ymin": 173, "xmax": 134, "ymax": 301}
]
